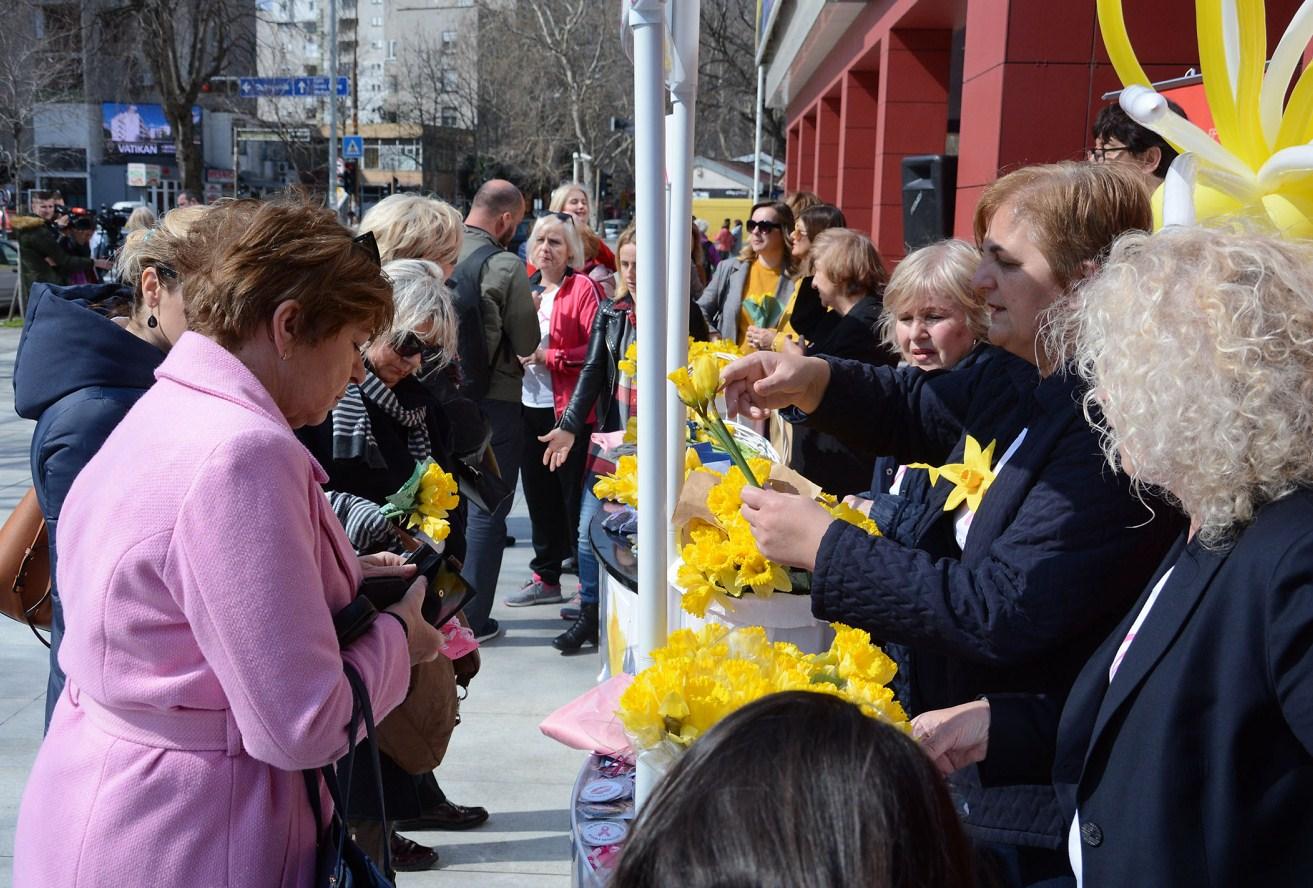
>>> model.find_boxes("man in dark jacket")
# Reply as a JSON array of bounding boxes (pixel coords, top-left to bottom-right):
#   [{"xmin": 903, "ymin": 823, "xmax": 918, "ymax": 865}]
[
  {"xmin": 13, "ymin": 282, "xmax": 165, "ymax": 730},
  {"xmin": 12, "ymin": 192, "xmax": 108, "ymax": 302},
  {"xmin": 454, "ymin": 180, "xmax": 537, "ymax": 641}
]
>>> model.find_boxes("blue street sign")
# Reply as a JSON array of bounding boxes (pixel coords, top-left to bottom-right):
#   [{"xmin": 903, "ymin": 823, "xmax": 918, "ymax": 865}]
[
  {"xmin": 239, "ymin": 75, "xmax": 348, "ymax": 99},
  {"xmin": 342, "ymin": 135, "xmax": 364, "ymax": 159},
  {"xmin": 239, "ymin": 77, "xmax": 293, "ymax": 97}
]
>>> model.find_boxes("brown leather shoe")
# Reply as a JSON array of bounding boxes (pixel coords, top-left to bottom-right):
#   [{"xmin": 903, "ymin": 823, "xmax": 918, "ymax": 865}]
[
  {"xmin": 393, "ymin": 801, "xmax": 490, "ymax": 832},
  {"xmin": 390, "ymin": 832, "xmax": 440, "ymax": 871}
]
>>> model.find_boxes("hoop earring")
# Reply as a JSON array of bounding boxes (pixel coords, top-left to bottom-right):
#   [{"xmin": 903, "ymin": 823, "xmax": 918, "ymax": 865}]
[{"xmin": 147, "ymin": 314, "xmax": 158, "ymax": 329}]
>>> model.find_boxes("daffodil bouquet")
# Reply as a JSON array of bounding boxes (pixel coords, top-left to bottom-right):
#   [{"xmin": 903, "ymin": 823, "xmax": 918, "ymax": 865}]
[
  {"xmin": 380, "ymin": 457, "xmax": 460, "ymax": 542},
  {"xmin": 592, "ymin": 448, "xmax": 703, "ymax": 510},
  {"xmin": 617, "ymin": 623, "xmax": 910, "ymax": 752},
  {"xmin": 669, "ymin": 353, "xmax": 761, "ymax": 487},
  {"xmin": 675, "ymin": 459, "xmax": 883, "ymax": 617}
]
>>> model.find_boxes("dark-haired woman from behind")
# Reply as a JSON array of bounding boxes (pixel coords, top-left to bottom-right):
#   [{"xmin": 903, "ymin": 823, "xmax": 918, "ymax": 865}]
[{"xmin": 611, "ymin": 691, "xmax": 975, "ymax": 888}]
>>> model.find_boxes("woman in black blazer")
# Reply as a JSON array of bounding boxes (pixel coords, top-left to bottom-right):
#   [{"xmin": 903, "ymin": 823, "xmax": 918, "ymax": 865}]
[
  {"xmin": 723, "ymin": 163, "xmax": 1183, "ymax": 884},
  {"xmin": 915, "ymin": 227, "xmax": 1313, "ymax": 886},
  {"xmin": 786, "ymin": 227, "xmax": 897, "ymax": 496}
]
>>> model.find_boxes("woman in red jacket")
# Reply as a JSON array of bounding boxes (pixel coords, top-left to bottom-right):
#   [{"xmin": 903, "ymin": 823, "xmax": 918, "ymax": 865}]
[{"xmin": 511, "ymin": 212, "xmax": 602, "ymax": 607}]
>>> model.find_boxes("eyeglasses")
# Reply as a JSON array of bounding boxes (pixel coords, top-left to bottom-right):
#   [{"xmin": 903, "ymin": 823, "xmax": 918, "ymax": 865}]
[
  {"xmin": 391, "ymin": 331, "xmax": 427, "ymax": 358},
  {"xmin": 154, "ymin": 264, "xmax": 179, "ymax": 281},
  {"xmin": 352, "ymin": 230, "xmax": 382, "ymax": 266},
  {"xmin": 1086, "ymin": 146, "xmax": 1130, "ymax": 163},
  {"xmin": 746, "ymin": 219, "xmax": 782, "ymax": 234},
  {"xmin": 551, "ymin": 212, "xmax": 575, "ymax": 225}
]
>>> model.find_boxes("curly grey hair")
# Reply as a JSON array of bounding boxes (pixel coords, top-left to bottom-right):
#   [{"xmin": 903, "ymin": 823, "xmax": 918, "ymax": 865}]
[
  {"xmin": 381, "ymin": 258, "xmax": 458, "ymax": 369},
  {"xmin": 1059, "ymin": 226, "xmax": 1313, "ymax": 547}
]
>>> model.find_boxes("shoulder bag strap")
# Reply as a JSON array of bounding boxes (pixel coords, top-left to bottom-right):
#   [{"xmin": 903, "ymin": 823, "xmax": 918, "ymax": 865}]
[{"xmin": 344, "ymin": 661, "xmax": 392, "ymax": 875}]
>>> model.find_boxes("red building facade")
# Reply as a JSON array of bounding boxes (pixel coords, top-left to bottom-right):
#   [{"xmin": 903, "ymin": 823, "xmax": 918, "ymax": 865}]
[{"xmin": 763, "ymin": 0, "xmax": 1300, "ymax": 260}]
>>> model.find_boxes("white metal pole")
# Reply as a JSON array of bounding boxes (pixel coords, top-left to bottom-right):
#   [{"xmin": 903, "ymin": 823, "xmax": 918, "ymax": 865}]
[
  {"xmin": 753, "ymin": 64, "xmax": 764, "ymax": 200},
  {"xmin": 328, "ymin": 0, "xmax": 338, "ymax": 210},
  {"xmin": 631, "ymin": 0, "xmax": 667, "ymax": 669},
  {"xmin": 664, "ymin": 0, "xmax": 699, "ymax": 613}
]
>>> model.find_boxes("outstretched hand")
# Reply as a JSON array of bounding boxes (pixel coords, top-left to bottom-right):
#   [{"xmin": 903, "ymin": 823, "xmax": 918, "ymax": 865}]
[
  {"xmin": 911, "ymin": 700, "xmax": 992, "ymax": 776},
  {"xmin": 721, "ymin": 352, "xmax": 832, "ymax": 420},
  {"xmin": 539, "ymin": 427, "xmax": 577, "ymax": 471}
]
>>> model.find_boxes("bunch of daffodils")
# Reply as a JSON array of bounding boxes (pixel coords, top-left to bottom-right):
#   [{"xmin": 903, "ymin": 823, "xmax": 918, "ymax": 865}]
[
  {"xmin": 617, "ymin": 623, "xmax": 910, "ymax": 752},
  {"xmin": 407, "ymin": 460, "xmax": 460, "ymax": 541},
  {"xmin": 592, "ymin": 448, "xmax": 702, "ymax": 510},
  {"xmin": 676, "ymin": 463, "xmax": 882, "ymax": 617}
]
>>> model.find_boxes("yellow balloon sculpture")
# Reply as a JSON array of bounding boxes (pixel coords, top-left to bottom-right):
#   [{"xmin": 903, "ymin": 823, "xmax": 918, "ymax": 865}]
[{"xmin": 1099, "ymin": 0, "xmax": 1313, "ymax": 236}]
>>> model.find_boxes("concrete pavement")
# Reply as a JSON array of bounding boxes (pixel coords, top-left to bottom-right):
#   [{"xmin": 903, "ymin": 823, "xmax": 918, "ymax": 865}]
[{"xmin": 0, "ymin": 327, "xmax": 597, "ymax": 886}]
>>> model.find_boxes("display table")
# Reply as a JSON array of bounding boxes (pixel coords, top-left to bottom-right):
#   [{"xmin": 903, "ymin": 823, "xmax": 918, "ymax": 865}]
[{"xmin": 568, "ymin": 751, "xmax": 635, "ymax": 886}]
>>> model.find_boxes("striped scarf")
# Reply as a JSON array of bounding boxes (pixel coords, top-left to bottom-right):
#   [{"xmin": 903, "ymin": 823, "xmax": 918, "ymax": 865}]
[{"xmin": 331, "ymin": 371, "xmax": 430, "ymax": 469}]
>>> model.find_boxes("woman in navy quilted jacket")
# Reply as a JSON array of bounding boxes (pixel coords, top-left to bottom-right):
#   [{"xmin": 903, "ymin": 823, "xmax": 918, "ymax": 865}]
[{"xmin": 722, "ymin": 162, "xmax": 1182, "ymax": 887}]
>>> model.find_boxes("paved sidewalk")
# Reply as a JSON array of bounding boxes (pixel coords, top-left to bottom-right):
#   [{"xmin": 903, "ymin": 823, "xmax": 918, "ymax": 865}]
[{"xmin": 0, "ymin": 327, "xmax": 597, "ymax": 886}]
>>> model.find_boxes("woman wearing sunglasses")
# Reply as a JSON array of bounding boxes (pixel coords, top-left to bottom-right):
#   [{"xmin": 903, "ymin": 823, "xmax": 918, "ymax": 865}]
[
  {"xmin": 696, "ymin": 199, "xmax": 798, "ymax": 347},
  {"xmin": 296, "ymin": 257, "xmax": 474, "ymax": 876}
]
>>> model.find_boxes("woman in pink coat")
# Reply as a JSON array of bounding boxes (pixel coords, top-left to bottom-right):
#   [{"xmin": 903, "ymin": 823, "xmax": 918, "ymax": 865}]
[{"xmin": 13, "ymin": 199, "xmax": 444, "ymax": 887}]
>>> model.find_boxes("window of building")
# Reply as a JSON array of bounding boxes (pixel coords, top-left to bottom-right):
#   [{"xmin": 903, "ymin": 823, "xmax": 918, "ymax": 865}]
[
  {"xmin": 371, "ymin": 16, "xmax": 382, "ymax": 26},
  {"xmin": 371, "ymin": 39, "xmax": 383, "ymax": 49},
  {"xmin": 442, "ymin": 30, "xmax": 457, "ymax": 48},
  {"xmin": 441, "ymin": 68, "xmax": 457, "ymax": 91},
  {"xmin": 441, "ymin": 105, "xmax": 458, "ymax": 127},
  {"xmin": 304, "ymin": 41, "xmax": 319, "ymax": 56},
  {"xmin": 388, "ymin": 40, "xmax": 398, "ymax": 60}
]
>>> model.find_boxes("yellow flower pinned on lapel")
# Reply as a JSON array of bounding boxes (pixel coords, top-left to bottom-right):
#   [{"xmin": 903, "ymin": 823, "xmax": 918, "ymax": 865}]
[{"xmin": 909, "ymin": 435, "xmax": 997, "ymax": 513}]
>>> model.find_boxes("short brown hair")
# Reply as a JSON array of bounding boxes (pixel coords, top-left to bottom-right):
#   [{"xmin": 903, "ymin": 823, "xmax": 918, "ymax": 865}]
[
  {"xmin": 177, "ymin": 197, "xmax": 393, "ymax": 351},
  {"xmin": 811, "ymin": 228, "xmax": 887, "ymax": 296},
  {"xmin": 973, "ymin": 162, "xmax": 1151, "ymax": 288}
]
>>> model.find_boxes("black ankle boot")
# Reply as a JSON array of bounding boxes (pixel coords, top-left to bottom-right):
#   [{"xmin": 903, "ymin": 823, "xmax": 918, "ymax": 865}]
[{"xmin": 553, "ymin": 603, "xmax": 598, "ymax": 652}]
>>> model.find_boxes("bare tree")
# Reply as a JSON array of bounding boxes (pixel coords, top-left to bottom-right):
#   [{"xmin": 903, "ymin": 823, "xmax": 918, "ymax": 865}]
[
  {"xmin": 0, "ymin": 3, "xmax": 81, "ymax": 194},
  {"xmin": 101, "ymin": 0, "xmax": 255, "ymax": 195},
  {"xmin": 696, "ymin": 0, "xmax": 783, "ymax": 161}
]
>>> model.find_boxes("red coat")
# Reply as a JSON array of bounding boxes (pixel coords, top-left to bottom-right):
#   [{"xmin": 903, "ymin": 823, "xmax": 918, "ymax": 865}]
[{"xmin": 543, "ymin": 268, "xmax": 602, "ymax": 421}]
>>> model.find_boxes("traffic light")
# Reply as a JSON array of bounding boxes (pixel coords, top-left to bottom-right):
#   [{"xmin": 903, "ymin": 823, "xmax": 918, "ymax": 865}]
[
  {"xmin": 342, "ymin": 161, "xmax": 358, "ymax": 194},
  {"xmin": 598, "ymin": 171, "xmax": 612, "ymax": 196}
]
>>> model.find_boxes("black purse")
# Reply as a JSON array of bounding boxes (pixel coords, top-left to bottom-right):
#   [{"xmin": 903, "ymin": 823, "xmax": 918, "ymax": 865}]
[
  {"xmin": 453, "ymin": 434, "xmax": 513, "ymax": 516},
  {"xmin": 303, "ymin": 662, "xmax": 394, "ymax": 887}
]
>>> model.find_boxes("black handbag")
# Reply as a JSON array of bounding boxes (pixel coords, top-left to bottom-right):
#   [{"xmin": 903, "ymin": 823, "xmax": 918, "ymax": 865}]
[
  {"xmin": 454, "ymin": 434, "xmax": 513, "ymax": 516},
  {"xmin": 304, "ymin": 662, "xmax": 394, "ymax": 887}
]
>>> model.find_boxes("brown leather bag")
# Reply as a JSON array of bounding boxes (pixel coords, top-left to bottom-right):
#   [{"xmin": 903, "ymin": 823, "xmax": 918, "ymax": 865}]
[
  {"xmin": 0, "ymin": 488, "xmax": 52, "ymax": 642},
  {"xmin": 376, "ymin": 655, "xmax": 459, "ymax": 775}
]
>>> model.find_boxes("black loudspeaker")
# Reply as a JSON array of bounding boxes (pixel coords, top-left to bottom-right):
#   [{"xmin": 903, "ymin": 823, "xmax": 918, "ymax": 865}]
[{"xmin": 901, "ymin": 155, "xmax": 958, "ymax": 251}]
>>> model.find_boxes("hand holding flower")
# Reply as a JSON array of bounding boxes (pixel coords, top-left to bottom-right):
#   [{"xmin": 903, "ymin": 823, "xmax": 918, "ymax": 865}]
[{"xmin": 738, "ymin": 485, "xmax": 833, "ymax": 570}]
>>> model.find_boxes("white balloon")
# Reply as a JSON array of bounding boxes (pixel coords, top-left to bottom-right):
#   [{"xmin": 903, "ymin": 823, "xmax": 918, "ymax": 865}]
[
  {"xmin": 1259, "ymin": 0, "xmax": 1313, "ymax": 147},
  {"xmin": 1161, "ymin": 153, "xmax": 1198, "ymax": 228},
  {"xmin": 1120, "ymin": 86, "xmax": 1256, "ymax": 182}
]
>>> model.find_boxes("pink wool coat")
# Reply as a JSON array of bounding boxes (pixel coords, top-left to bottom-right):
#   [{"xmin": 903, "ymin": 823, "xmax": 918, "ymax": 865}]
[{"xmin": 13, "ymin": 332, "xmax": 411, "ymax": 887}]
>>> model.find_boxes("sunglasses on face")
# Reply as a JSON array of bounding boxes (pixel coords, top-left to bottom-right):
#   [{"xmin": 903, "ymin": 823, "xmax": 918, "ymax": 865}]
[
  {"xmin": 154, "ymin": 264, "xmax": 179, "ymax": 282},
  {"xmin": 746, "ymin": 219, "xmax": 782, "ymax": 234},
  {"xmin": 392, "ymin": 331, "xmax": 427, "ymax": 358}
]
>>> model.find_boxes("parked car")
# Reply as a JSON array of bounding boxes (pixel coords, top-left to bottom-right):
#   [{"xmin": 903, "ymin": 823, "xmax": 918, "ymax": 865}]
[
  {"xmin": 601, "ymin": 218, "xmax": 626, "ymax": 242},
  {"xmin": 0, "ymin": 238, "xmax": 20, "ymax": 310}
]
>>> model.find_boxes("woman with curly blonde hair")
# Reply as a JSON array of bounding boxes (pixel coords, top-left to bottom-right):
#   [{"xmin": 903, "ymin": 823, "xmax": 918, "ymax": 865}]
[{"xmin": 916, "ymin": 226, "xmax": 1313, "ymax": 886}]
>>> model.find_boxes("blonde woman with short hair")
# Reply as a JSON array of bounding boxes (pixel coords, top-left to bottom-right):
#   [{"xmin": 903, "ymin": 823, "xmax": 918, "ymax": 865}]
[
  {"xmin": 359, "ymin": 193, "xmax": 464, "ymax": 272},
  {"xmin": 916, "ymin": 226, "xmax": 1313, "ymax": 886},
  {"xmin": 123, "ymin": 204, "xmax": 156, "ymax": 233},
  {"xmin": 509, "ymin": 212, "xmax": 602, "ymax": 610},
  {"xmin": 878, "ymin": 239, "xmax": 987, "ymax": 370}
]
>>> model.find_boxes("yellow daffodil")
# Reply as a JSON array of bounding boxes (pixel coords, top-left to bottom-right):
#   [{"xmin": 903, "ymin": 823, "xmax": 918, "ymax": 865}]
[
  {"xmin": 824, "ymin": 500, "xmax": 882, "ymax": 536},
  {"xmin": 616, "ymin": 623, "xmax": 910, "ymax": 752},
  {"xmin": 405, "ymin": 461, "xmax": 459, "ymax": 540},
  {"xmin": 592, "ymin": 454, "xmax": 639, "ymax": 508},
  {"xmin": 909, "ymin": 435, "xmax": 997, "ymax": 513},
  {"xmin": 617, "ymin": 341, "xmax": 638, "ymax": 377}
]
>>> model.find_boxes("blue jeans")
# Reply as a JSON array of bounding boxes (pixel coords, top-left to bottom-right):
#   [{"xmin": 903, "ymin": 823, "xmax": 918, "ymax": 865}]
[
  {"xmin": 576, "ymin": 480, "xmax": 602, "ymax": 605},
  {"xmin": 461, "ymin": 399, "xmax": 524, "ymax": 633}
]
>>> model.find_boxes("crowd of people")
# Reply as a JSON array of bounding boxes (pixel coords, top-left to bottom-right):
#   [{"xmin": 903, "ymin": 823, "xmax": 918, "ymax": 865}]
[{"xmin": 8, "ymin": 91, "xmax": 1313, "ymax": 887}]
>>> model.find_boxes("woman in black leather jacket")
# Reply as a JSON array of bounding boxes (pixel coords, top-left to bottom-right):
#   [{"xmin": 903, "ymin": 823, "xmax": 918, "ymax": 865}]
[{"xmin": 538, "ymin": 226, "xmax": 708, "ymax": 651}]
